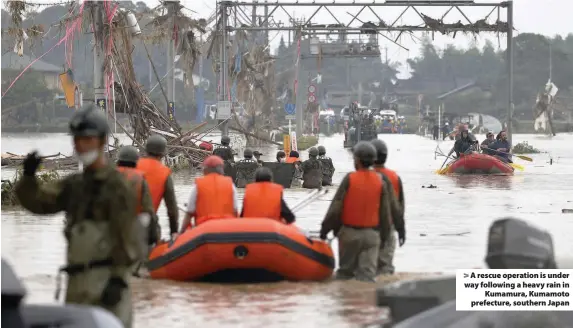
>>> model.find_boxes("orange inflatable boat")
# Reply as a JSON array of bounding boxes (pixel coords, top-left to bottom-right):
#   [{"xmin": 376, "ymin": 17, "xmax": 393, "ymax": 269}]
[{"xmin": 147, "ymin": 218, "xmax": 335, "ymax": 282}]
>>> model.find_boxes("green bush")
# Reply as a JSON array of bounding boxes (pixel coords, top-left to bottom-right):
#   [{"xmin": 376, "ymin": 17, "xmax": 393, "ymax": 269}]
[
  {"xmin": 296, "ymin": 135, "xmax": 319, "ymax": 151},
  {"xmin": 512, "ymin": 141, "xmax": 541, "ymax": 154}
]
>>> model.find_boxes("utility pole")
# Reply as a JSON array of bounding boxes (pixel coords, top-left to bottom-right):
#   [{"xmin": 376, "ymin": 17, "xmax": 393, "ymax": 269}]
[
  {"xmin": 506, "ymin": 0, "xmax": 514, "ymax": 144},
  {"xmin": 220, "ymin": 1, "xmax": 230, "ymax": 137},
  {"xmin": 251, "ymin": 1, "xmax": 257, "ymax": 26},
  {"xmin": 93, "ymin": 2, "xmax": 105, "ymax": 111},
  {"xmin": 294, "ymin": 29, "xmax": 303, "ymax": 137},
  {"xmin": 166, "ymin": 1, "xmax": 178, "ymax": 120},
  {"xmin": 264, "ymin": 0, "xmax": 269, "ymax": 45}
]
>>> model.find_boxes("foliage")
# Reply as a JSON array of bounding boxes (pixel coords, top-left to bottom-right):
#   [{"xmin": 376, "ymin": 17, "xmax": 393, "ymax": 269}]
[
  {"xmin": 1, "ymin": 169, "xmax": 60, "ymax": 207},
  {"xmin": 404, "ymin": 34, "xmax": 573, "ymax": 120},
  {"xmin": 512, "ymin": 141, "xmax": 540, "ymax": 154},
  {"xmin": 297, "ymin": 135, "xmax": 319, "ymax": 151}
]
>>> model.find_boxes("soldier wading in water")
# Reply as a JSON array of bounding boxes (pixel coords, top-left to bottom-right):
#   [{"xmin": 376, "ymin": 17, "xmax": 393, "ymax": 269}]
[
  {"xmin": 15, "ymin": 104, "xmax": 145, "ymax": 327},
  {"xmin": 301, "ymin": 147, "xmax": 323, "ymax": 189},
  {"xmin": 317, "ymin": 145, "xmax": 335, "ymax": 186}
]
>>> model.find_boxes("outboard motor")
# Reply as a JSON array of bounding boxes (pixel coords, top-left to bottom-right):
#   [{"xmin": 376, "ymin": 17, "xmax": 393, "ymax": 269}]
[
  {"xmin": 377, "ymin": 218, "xmax": 558, "ymax": 327},
  {"xmin": 1, "ymin": 258, "xmax": 123, "ymax": 328},
  {"xmin": 486, "ymin": 217, "xmax": 556, "ymax": 269}
]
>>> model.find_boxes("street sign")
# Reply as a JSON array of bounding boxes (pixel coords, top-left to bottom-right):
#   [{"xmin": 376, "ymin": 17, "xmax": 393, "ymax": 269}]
[
  {"xmin": 167, "ymin": 101, "xmax": 175, "ymax": 121},
  {"xmin": 283, "ymin": 134, "xmax": 291, "ymax": 155},
  {"xmin": 96, "ymin": 98, "xmax": 106, "ymax": 111},
  {"xmin": 308, "ymin": 85, "xmax": 316, "ymax": 93},
  {"xmin": 216, "ymin": 101, "xmax": 232, "ymax": 119},
  {"xmin": 285, "ymin": 103, "xmax": 295, "ymax": 115},
  {"xmin": 308, "ymin": 94, "xmax": 316, "ymax": 103},
  {"xmin": 286, "ymin": 115, "xmax": 296, "ymax": 120}
]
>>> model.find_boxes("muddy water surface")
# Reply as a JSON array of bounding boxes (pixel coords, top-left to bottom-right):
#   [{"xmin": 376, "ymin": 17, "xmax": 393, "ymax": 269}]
[{"xmin": 2, "ymin": 132, "xmax": 573, "ymax": 327}]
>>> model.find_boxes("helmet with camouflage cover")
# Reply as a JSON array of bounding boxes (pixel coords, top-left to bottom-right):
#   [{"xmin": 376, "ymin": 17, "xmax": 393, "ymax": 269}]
[
  {"xmin": 68, "ymin": 103, "xmax": 110, "ymax": 138},
  {"xmin": 145, "ymin": 135, "xmax": 167, "ymax": 156},
  {"xmin": 117, "ymin": 145, "xmax": 139, "ymax": 164}
]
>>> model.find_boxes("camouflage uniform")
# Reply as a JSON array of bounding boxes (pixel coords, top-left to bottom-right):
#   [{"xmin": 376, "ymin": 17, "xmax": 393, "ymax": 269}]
[
  {"xmin": 301, "ymin": 147, "xmax": 323, "ymax": 189},
  {"xmin": 15, "ymin": 105, "xmax": 143, "ymax": 328},
  {"xmin": 235, "ymin": 149, "xmax": 259, "ymax": 188},
  {"xmin": 317, "ymin": 146, "xmax": 335, "ymax": 186}
]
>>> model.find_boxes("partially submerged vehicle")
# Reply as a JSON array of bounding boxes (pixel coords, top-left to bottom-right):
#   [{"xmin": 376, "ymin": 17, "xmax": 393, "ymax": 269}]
[
  {"xmin": 377, "ymin": 217, "xmax": 561, "ymax": 327},
  {"xmin": 2, "ymin": 259, "xmax": 123, "ymax": 328}
]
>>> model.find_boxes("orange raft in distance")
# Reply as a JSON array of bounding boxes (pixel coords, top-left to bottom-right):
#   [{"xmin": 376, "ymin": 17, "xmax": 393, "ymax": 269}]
[{"xmin": 147, "ymin": 218, "xmax": 335, "ymax": 282}]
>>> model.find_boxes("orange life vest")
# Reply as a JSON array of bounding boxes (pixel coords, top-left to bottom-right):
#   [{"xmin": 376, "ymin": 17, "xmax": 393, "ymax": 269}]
[
  {"xmin": 116, "ymin": 166, "xmax": 144, "ymax": 213},
  {"xmin": 242, "ymin": 182, "xmax": 283, "ymax": 221},
  {"xmin": 136, "ymin": 157, "xmax": 171, "ymax": 212},
  {"xmin": 285, "ymin": 157, "xmax": 299, "ymax": 164},
  {"xmin": 194, "ymin": 173, "xmax": 236, "ymax": 225},
  {"xmin": 374, "ymin": 167, "xmax": 401, "ymax": 197},
  {"xmin": 341, "ymin": 170, "xmax": 383, "ymax": 228}
]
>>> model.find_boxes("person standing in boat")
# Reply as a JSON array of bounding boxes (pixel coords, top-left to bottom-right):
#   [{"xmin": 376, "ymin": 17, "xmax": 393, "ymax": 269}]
[
  {"xmin": 136, "ymin": 135, "xmax": 179, "ymax": 241},
  {"xmin": 319, "ymin": 141, "xmax": 394, "ymax": 282},
  {"xmin": 180, "ymin": 156, "xmax": 239, "ymax": 231},
  {"xmin": 370, "ymin": 139, "xmax": 406, "ymax": 275},
  {"xmin": 253, "ymin": 150, "xmax": 264, "ymax": 165},
  {"xmin": 317, "ymin": 145, "xmax": 335, "ymax": 186},
  {"xmin": 276, "ymin": 150, "xmax": 286, "ymax": 163},
  {"xmin": 241, "ymin": 167, "xmax": 295, "ymax": 223},
  {"xmin": 15, "ymin": 104, "xmax": 144, "ymax": 328},
  {"xmin": 488, "ymin": 130, "xmax": 513, "ymax": 163},
  {"xmin": 301, "ymin": 147, "xmax": 323, "ymax": 189},
  {"xmin": 286, "ymin": 151, "xmax": 303, "ymax": 188}
]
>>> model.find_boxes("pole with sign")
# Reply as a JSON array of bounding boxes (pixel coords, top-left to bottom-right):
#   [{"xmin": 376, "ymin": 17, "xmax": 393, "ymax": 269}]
[
  {"xmin": 290, "ymin": 131, "xmax": 298, "ymax": 152},
  {"xmin": 285, "ymin": 103, "xmax": 296, "ymax": 134},
  {"xmin": 283, "ymin": 134, "xmax": 291, "ymax": 155}
]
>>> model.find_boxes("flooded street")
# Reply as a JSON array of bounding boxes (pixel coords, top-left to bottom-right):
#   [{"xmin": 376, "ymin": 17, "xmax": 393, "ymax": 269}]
[{"xmin": 2, "ymin": 132, "xmax": 573, "ymax": 327}]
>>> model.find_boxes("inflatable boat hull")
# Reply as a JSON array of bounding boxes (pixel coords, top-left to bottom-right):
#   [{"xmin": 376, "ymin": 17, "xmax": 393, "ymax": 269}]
[
  {"xmin": 445, "ymin": 153, "xmax": 514, "ymax": 175},
  {"xmin": 147, "ymin": 218, "xmax": 335, "ymax": 282}
]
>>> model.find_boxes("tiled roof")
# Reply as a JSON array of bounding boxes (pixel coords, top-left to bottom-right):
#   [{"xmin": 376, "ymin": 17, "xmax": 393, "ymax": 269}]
[{"xmin": 2, "ymin": 52, "xmax": 61, "ymax": 73}]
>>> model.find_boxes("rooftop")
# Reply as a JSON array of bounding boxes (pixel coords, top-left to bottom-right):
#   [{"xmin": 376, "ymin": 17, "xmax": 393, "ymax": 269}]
[{"xmin": 2, "ymin": 52, "xmax": 61, "ymax": 73}]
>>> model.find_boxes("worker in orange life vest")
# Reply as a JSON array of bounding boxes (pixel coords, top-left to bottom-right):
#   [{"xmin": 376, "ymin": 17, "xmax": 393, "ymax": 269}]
[
  {"xmin": 136, "ymin": 135, "xmax": 179, "ymax": 241},
  {"xmin": 319, "ymin": 141, "xmax": 394, "ymax": 282},
  {"xmin": 180, "ymin": 155, "xmax": 238, "ymax": 231},
  {"xmin": 241, "ymin": 167, "xmax": 295, "ymax": 223},
  {"xmin": 285, "ymin": 150, "xmax": 303, "ymax": 187},
  {"xmin": 116, "ymin": 146, "xmax": 158, "ymax": 245},
  {"xmin": 285, "ymin": 150, "xmax": 300, "ymax": 163},
  {"xmin": 371, "ymin": 139, "xmax": 406, "ymax": 275}
]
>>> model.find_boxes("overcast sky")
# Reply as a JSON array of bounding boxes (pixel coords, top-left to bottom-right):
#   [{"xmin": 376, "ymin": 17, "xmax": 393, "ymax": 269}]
[{"xmin": 140, "ymin": 0, "xmax": 572, "ymax": 76}]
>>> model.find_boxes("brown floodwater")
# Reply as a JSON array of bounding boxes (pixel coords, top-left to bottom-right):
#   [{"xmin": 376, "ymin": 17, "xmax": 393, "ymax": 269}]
[{"xmin": 2, "ymin": 132, "xmax": 573, "ymax": 327}]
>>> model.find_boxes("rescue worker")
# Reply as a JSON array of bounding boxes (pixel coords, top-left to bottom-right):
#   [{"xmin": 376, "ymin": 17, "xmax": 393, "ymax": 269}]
[
  {"xmin": 136, "ymin": 135, "xmax": 179, "ymax": 241},
  {"xmin": 319, "ymin": 141, "xmax": 394, "ymax": 282},
  {"xmin": 15, "ymin": 104, "xmax": 144, "ymax": 327},
  {"xmin": 371, "ymin": 139, "xmax": 406, "ymax": 275},
  {"xmin": 180, "ymin": 155, "xmax": 238, "ymax": 230},
  {"xmin": 253, "ymin": 150, "xmax": 264, "ymax": 165},
  {"xmin": 286, "ymin": 150, "xmax": 303, "ymax": 188},
  {"xmin": 276, "ymin": 150, "xmax": 286, "ymax": 163},
  {"xmin": 488, "ymin": 130, "xmax": 512, "ymax": 163},
  {"xmin": 480, "ymin": 132, "xmax": 496, "ymax": 155},
  {"xmin": 116, "ymin": 146, "xmax": 159, "ymax": 247},
  {"xmin": 285, "ymin": 150, "xmax": 300, "ymax": 163},
  {"xmin": 212, "ymin": 135, "xmax": 234, "ymax": 162},
  {"xmin": 235, "ymin": 149, "xmax": 259, "ymax": 187},
  {"xmin": 240, "ymin": 167, "xmax": 295, "ymax": 223},
  {"xmin": 442, "ymin": 122, "xmax": 450, "ymax": 140},
  {"xmin": 301, "ymin": 147, "xmax": 323, "ymax": 189},
  {"xmin": 454, "ymin": 129, "xmax": 477, "ymax": 157},
  {"xmin": 317, "ymin": 145, "xmax": 335, "ymax": 186}
]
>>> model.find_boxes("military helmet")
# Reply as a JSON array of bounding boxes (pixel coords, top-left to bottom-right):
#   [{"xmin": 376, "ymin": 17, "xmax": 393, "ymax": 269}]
[
  {"xmin": 145, "ymin": 134, "xmax": 167, "ymax": 156},
  {"xmin": 308, "ymin": 147, "xmax": 319, "ymax": 157},
  {"xmin": 255, "ymin": 166, "xmax": 273, "ymax": 182},
  {"xmin": 371, "ymin": 139, "xmax": 388, "ymax": 156},
  {"xmin": 244, "ymin": 148, "xmax": 253, "ymax": 158},
  {"xmin": 317, "ymin": 145, "xmax": 326, "ymax": 155},
  {"xmin": 117, "ymin": 145, "xmax": 139, "ymax": 163},
  {"xmin": 353, "ymin": 141, "xmax": 376, "ymax": 166},
  {"xmin": 69, "ymin": 103, "xmax": 110, "ymax": 138},
  {"xmin": 221, "ymin": 135, "xmax": 231, "ymax": 145}
]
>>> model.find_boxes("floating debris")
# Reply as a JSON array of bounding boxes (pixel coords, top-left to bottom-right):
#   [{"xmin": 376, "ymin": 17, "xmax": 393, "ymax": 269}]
[{"xmin": 512, "ymin": 141, "xmax": 541, "ymax": 154}]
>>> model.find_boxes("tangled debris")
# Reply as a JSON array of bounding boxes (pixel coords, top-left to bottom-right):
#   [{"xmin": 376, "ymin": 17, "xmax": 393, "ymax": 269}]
[
  {"xmin": 1, "ymin": 169, "xmax": 61, "ymax": 207},
  {"xmin": 512, "ymin": 141, "xmax": 540, "ymax": 154}
]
